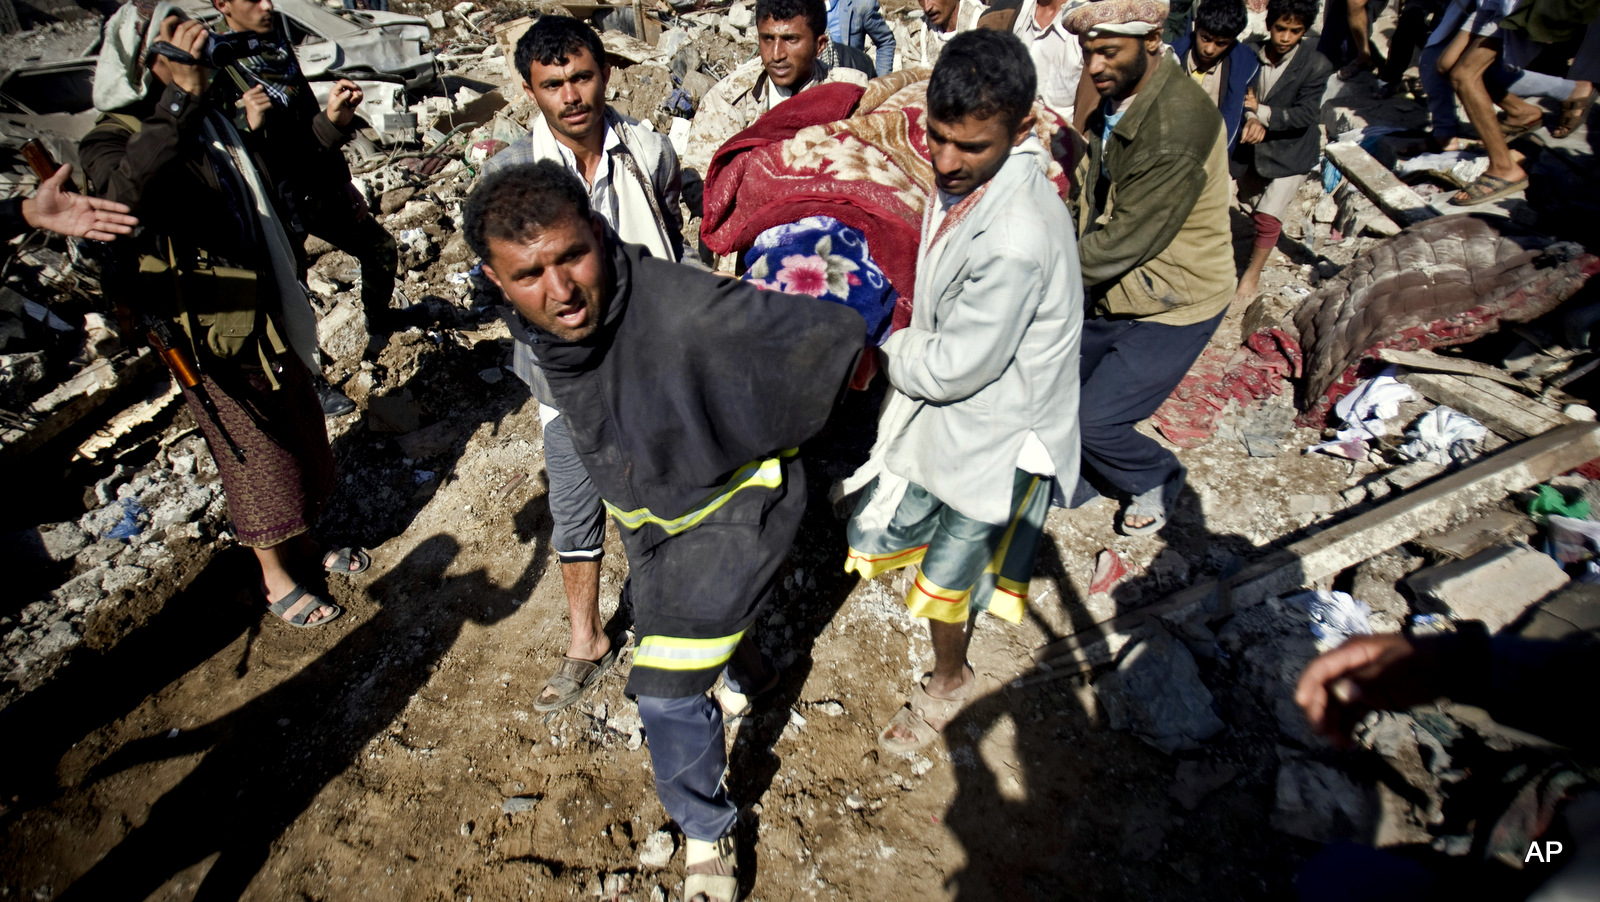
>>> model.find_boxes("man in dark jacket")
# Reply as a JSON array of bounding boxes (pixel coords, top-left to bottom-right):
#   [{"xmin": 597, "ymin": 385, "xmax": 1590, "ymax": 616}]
[
  {"xmin": 1232, "ymin": 0, "xmax": 1332, "ymax": 303},
  {"xmin": 208, "ymin": 0, "xmax": 397, "ymax": 405},
  {"xmin": 464, "ymin": 161, "xmax": 863, "ymax": 902},
  {"xmin": 1170, "ymin": 0, "xmax": 1259, "ymax": 153},
  {"xmin": 1067, "ymin": 0, "xmax": 1235, "ymax": 536}
]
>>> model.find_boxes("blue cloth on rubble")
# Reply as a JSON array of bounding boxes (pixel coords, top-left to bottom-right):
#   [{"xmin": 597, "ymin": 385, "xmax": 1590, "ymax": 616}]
[{"xmin": 741, "ymin": 215, "xmax": 896, "ymax": 346}]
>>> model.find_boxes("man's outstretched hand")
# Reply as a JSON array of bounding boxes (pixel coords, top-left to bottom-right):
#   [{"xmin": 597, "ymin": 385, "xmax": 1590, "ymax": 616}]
[
  {"xmin": 22, "ymin": 164, "xmax": 138, "ymax": 241},
  {"xmin": 1294, "ymin": 633, "xmax": 1448, "ymax": 747}
]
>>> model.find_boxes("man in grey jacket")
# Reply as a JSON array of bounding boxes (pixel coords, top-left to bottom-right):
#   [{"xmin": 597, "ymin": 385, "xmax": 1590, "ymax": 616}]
[
  {"xmin": 484, "ymin": 17, "xmax": 685, "ymax": 713},
  {"xmin": 842, "ymin": 30, "xmax": 1082, "ymax": 754}
]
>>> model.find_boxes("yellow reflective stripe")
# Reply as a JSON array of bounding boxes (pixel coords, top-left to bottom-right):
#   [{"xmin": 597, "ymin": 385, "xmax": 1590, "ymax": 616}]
[
  {"xmin": 633, "ymin": 631, "xmax": 746, "ymax": 671},
  {"xmin": 604, "ymin": 449, "xmax": 796, "ymax": 536}
]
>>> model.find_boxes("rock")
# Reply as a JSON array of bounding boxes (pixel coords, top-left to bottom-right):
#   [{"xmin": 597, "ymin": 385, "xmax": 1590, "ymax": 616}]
[
  {"xmin": 1386, "ymin": 460, "xmax": 1444, "ymax": 491},
  {"xmin": 1169, "ymin": 760, "xmax": 1239, "ymax": 811},
  {"xmin": 100, "ymin": 564, "xmax": 150, "ymax": 597},
  {"xmin": 317, "ymin": 299, "xmax": 369, "ymax": 363},
  {"xmin": 394, "ymin": 200, "xmax": 443, "ymax": 229},
  {"xmin": 1094, "ymin": 630, "xmax": 1225, "ymax": 754},
  {"xmin": 36, "ymin": 522, "xmax": 91, "ymax": 563},
  {"xmin": 1271, "ymin": 750, "xmax": 1376, "ymax": 843},
  {"xmin": 477, "ymin": 367, "xmax": 503, "ymax": 385},
  {"xmin": 32, "ymin": 619, "xmax": 81, "ymax": 657},
  {"xmin": 501, "ymin": 796, "xmax": 539, "ymax": 814},
  {"xmin": 0, "ymin": 351, "xmax": 47, "ymax": 406},
  {"xmin": 148, "ymin": 485, "xmax": 215, "ymax": 533},
  {"xmin": 679, "ymin": 70, "xmax": 717, "ymax": 105},
  {"xmin": 1404, "ymin": 543, "xmax": 1568, "ymax": 631},
  {"xmin": 1350, "ymin": 550, "xmax": 1423, "ymax": 634},
  {"xmin": 726, "ymin": 1, "xmax": 753, "ymax": 28},
  {"xmin": 368, "ymin": 392, "xmax": 425, "ymax": 434},
  {"xmin": 1287, "ymin": 494, "xmax": 1336, "ymax": 516},
  {"xmin": 383, "ymin": 190, "xmax": 419, "ymax": 219},
  {"xmin": 638, "ymin": 829, "xmax": 675, "ymax": 868},
  {"xmin": 397, "ymin": 420, "xmax": 460, "ymax": 460}
]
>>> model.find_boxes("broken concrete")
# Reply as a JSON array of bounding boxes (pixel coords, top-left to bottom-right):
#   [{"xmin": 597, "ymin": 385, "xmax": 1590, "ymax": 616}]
[
  {"xmin": 1404, "ymin": 542, "xmax": 1569, "ymax": 631},
  {"xmin": 1094, "ymin": 630, "xmax": 1225, "ymax": 754}
]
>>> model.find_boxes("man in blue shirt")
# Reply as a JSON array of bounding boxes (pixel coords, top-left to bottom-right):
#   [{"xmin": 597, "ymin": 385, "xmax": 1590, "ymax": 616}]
[{"xmin": 826, "ymin": 0, "xmax": 897, "ymax": 74}]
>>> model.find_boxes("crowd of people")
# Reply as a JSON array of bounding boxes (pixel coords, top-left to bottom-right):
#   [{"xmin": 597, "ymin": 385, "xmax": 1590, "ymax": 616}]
[{"xmin": 47, "ymin": 0, "xmax": 1599, "ymax": 897}]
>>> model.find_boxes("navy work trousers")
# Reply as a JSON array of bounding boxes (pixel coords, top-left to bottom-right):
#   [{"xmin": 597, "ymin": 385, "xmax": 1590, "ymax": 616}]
[{"xmin": 1078, "ymin": 310, "xmax": 1224, "ymax": 497}]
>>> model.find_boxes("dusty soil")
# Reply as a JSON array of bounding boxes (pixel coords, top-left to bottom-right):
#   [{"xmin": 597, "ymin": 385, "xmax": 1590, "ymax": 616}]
[{"xmin": 0, "ymin": 279, "xmax": 1346, "ymax": 900}]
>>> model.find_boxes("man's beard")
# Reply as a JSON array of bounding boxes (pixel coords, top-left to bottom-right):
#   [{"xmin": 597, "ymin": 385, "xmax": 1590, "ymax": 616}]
[{"xmin": 1106, "ymin": 50, "xmax": 1150, "ymax": 100}]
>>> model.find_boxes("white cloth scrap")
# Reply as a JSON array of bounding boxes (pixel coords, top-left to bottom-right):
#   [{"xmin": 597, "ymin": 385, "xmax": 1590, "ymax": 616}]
[
  {"xmin": 1308, "ymin": 366, "xmax": 1419, "ymax": 457},
  {"xmin": 1287, "ymin": 589, "xmax": 1374, "ymax": 652},
  {"xmin": 1397, "ymin": 405, "xmax": 1487, "ymax": 465}
]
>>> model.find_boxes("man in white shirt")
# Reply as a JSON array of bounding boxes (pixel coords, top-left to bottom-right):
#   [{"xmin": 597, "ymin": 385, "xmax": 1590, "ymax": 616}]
[
  {"xmin": 843, "ymin": 30, "xmax": 1081, "ymax": 755},
  {"xmin": 483, "ymin": 16, "xmax": 685, "ymax": 713},
  {"xmin": 1013, "ymin": 0, "xmax": 1088, "ymax": 126}
]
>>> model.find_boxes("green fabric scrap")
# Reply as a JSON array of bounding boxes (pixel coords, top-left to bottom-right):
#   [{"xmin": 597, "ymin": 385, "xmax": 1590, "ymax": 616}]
[{"xmin": 1527, "ymin": 484, "xmax": 1591, "ymax": 523}]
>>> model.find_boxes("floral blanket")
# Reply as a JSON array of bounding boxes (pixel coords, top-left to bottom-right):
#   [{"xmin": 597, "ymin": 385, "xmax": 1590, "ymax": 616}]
[
  {"xmin": 741, "ymin": 216, "xmax": 897, "ymax": 347},
  {"xmin": 702, "ymin": 72, "xmax": 1079, "ymax": 333}
]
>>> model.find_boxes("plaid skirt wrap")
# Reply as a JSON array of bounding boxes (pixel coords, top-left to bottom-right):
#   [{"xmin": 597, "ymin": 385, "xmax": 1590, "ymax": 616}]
[{"xmin": 182, "ymin": 352, "xmax": 334, "ymax": 548}]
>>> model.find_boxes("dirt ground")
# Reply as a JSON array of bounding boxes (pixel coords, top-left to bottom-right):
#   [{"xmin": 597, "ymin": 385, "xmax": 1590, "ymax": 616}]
[
  {"xmin": 3, "ymin": 2, "xmax": 1593, "ymax": 900},
  {"xmin": 0, "ymin": 273, "xmax": 1350, "ymax": 900}
]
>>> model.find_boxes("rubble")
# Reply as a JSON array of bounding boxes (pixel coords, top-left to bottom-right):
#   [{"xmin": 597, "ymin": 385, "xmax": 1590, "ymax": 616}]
[
  {"xmin": 1404, "ymin": 542, "xmax": 1570, "ymax": 631},
  {"xmin": 1094, "ymin": 630, "xmax": 1225, "ymax": 754}
]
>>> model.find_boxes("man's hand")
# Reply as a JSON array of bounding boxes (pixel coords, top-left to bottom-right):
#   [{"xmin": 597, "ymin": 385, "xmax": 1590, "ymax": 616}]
[
  {"xmin": 325, "ymin": 79, "xmax": 364, "ymax": 128},
  {"xmin": 1243, "ymin": 86, "xmax": 1258, "ymax": 114},
  {"xmin": 240, "ymin": 84, "xmax": 272, "ymax": 131},
  {"xmin": 1240, "ymin": 117, "xmax": 1267, "ymax": 144},
  {"xmin": 1294, "ymin": 634, "xmax": 1446, "ymax": 747},
  {"xmin": 21, "ymin": 164, "xmax": 139, "ymax": 241},
  {"xmin": 151, "ymin": 15, "xmax": 212, "ymax": 96}
]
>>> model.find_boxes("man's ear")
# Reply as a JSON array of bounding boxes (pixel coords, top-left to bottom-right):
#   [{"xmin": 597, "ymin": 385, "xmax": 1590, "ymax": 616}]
[
  {"xmin": 520, "ymin": 80, "xmax": 537, "ymax": 102},
  {"xmin": 480, "ymin": 256, "xmax": 504, "ymax": 290},
  {"xmin": 1012, "ymin": 111, "xmax": 1037, "ymax": 145},
  {"xmin": 1144, "ymin": 31, "xmax": 1163, "ymax": 54}
]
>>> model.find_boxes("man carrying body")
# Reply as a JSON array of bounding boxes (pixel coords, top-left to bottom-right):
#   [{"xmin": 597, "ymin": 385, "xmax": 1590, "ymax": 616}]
[
  {"xmin": 892, "ymin": 0, "xmax": 986, "ymax": 71},
  {"xmin": 1170, "ymin": 0, "xmax": 1257, "ymax": 154},
  {"xmin": 1068, "ymin": 0, "xmax": 1234, "ymax": 536},
  {"xmin": 208, "ymin": 0, "xmax": 396, "ymax": 416},
  {"xmin": 484, "ymin": 16, "xmax": 685, "ymax": 712},
  {"xmin": 684, "ymin": 0, "xmax": 870, "ymax": 178},
  {"xmin": 842, "ymin": 30, "xmax": 1081, "ymax": 753},
  {"xmin": 466, "ymin": 161, "xmax": 863, "ymax": 902}
]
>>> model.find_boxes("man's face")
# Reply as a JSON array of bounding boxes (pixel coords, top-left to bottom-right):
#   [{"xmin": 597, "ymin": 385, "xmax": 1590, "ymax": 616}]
[
  {"xmin": 925, "ymin": 110, "xmax": 1033, "ymax": 196},
  {"xmin": 481, "ymin": 212, "xmax": 609, "ymax": 343},
  {"xmin": 214, "ymin": 0, "xmax": 273, "ymax": 35},
  {"xmin": 1083, "ymin": 34, "xmax": 1155, "ymax": 100},
  {"xmin": 1268, "ymin": 15, "xmax": 1308, "ymax": 57},
  {"xmin": 758, "ymin": 15, "xmax": 824, "ymax": 89},
  {"xmin": 523, "ymin": 47, "xmax": 610, "ymax": 146},
  {"xmin": 921, "ymin": 0, "xmax": 961, "ymax": 32},
  {"xmin": 1192, "ymin": 26, "xmax": 1235, "ymax": 71}
]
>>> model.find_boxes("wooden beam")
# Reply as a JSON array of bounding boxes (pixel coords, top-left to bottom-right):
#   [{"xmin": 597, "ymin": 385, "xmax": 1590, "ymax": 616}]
[
  {"xmin": 1376, "ymin": 348, "xmax": 1535, "ymax": 390},
  {"xmin": 1402, "ymin": 371, "xmax": 1566, "ymax": 439},
  {"xmin": 1032, "ymin": 421, "xmax": 1600, "ymax": 675},
  {"xmin": 1324, "ymin": 140, "xmax": 1439, "ymax": 229}
]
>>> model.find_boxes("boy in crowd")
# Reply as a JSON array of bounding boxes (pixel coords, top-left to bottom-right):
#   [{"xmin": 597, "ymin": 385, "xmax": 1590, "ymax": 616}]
[
  {"xmin": 1232, "ymin": 0, "xmax": 1332, "ymax": 303},
  {"xmin": 1171, "ymin": 0, "xmax": 1259, "ymax": 153}
]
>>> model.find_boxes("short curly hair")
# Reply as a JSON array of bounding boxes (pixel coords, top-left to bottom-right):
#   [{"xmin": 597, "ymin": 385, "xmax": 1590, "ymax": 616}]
[
  {"xmin": 513, "ymin": 16, "xmax": 606, "ymax": 86},
  {"xmin": 464, "ymin": 160, "xmax": 592, "ymax": 262}
]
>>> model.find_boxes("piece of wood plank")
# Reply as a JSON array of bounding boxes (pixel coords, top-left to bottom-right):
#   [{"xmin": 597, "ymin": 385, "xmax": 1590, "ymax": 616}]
[
  {"xmin": 1402, "ymin": 371, "xmax": 1565, "ymax": 439},
  {"xmin": 1377, "ymin": 348, "xmax": 1534, "ymax": 389},
  {"xmin": 1324, "ymin": 140, "xmax": 1439, "ymax": 228},
  {"xmin": 1032, "ymin": 421, "xmax": 1600, "ymax": 675},
  {"xmin": 0, "ymin": 348, "xmax": 158, "ymax": 462}
]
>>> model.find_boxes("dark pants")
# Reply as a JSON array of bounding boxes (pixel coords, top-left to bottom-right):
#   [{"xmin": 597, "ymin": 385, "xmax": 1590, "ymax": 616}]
[
  {"xmin": 635, "ymin": 650, "xmax": 768, "ymax": 842},
  {"xmin": 1078, "ymin": 311, "xmax": 1223, "ymax": 497},
  {"xmin": 306, "ymin": 212, "xmax": 398, "ymax": 319}
]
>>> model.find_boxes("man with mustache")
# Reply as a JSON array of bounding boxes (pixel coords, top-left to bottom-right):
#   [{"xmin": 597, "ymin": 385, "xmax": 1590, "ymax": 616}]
[
  {"xmin": 1067, "ymin": 0, "xmax": 1234, "ymax": 536},
  {"xmin": 483, "ymin": 16, "xmax": 685, "ymax": 713},
  {"xmin": 891, "ymin": 0, "xmax": 987, "ymax": 70},
  {"xmin": 466, "ymin": 160, "xmax": 864, "ymax": 902},
  {"xmin": 684, "ymin": 0, "xmax": 869, "ymax": 183}
]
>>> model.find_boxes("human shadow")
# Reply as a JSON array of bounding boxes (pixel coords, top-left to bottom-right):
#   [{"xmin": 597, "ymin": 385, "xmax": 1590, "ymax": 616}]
[
  {"xmin": 48, "ymin": 516, "xmax": 548, "ymax": 900},
  {"xmin": 941, "ymin": 479, "xmax": 1305, "ymax": 900}
]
